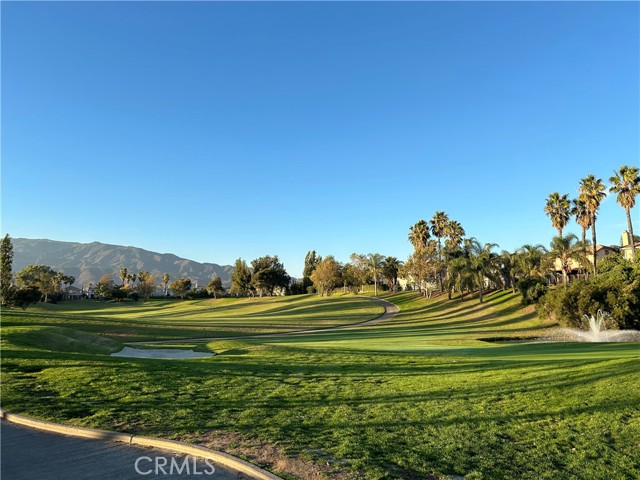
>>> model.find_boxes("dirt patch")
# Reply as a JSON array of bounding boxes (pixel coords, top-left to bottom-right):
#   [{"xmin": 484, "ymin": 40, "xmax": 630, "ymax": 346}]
[{"xmin": 186, "ymin": 430, "xmax": 352, "ymax": 480}]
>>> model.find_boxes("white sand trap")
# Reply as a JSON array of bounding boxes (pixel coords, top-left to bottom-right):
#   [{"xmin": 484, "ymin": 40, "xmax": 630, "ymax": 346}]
[{"xmin": 111, "ymin": 347, "xmax": 214, "ymax": 359}]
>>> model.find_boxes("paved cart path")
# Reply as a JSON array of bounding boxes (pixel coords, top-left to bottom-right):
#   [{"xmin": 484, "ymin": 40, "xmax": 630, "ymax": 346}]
[{"xmin": 1, "ymin": 421, "xmax": 249, "ymax": 480}]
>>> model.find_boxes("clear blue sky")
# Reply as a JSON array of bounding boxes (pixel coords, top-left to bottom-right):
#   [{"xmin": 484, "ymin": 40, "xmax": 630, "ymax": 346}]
[{"xmin": 2, "ymin": 2, "xmax": 638, "ymax": 278}]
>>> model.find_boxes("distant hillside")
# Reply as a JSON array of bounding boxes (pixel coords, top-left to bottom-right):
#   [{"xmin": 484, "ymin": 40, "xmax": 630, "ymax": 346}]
[{"xmin": 11, "ymin": 238, "xmax": 234, "ymax": 289}]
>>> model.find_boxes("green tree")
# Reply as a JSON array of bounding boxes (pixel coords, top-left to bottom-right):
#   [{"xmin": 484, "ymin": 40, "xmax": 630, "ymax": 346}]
[
  {"xmin": 340, "ymin": 263, "xmax": 360, "ymax": 294},
  {"xmin": 1, "ymin": 234, "xmax": 14, "ymax": 306},
  {"xmin": 96, "ymin": 274, "xmax": 115, "ymax": 300},
  {"xmin": 516, "ymin": 244, "xmax": 548, "ymax": 279},
  {"xmin": 12, "ymin": 286, "xmax": 42, "ymax": 310},
  {"xmin": 366, "ymin": 253, "xmax": 384, "ymax": 297},
  {"xmin": 609, "ymin": 165, "xmax": 640, "ymax": 259},
  {"xmin": 310, "ymin": 256, "xmax": 342, "ymax": 296},
  {"xmin": 401, "ymin": 241, "xmax": 438, "ymax": 297},
  {"xmin": 548, "ymin": 233, "xmax": 587, "ymax": 286},
  {"xmin": 136, "ymin": 271, "xmax": 156, "ymax": 299},
  {"xmin": 579, "ymin": 174, "xmax": 607, "ymax": 274},
  {"xmin": 498, "ymin": 250, "xmax": 519, "ymax": 293},
  {"xmin": 381, "ymin": 256, "xmax": 403, "ymax": 291},
  {"xmin": 170, "ymin": 278, "xmax": 192, "ymax": 299},
  {"xmin": 230, "ymin": 258, "xmax": 253, "ymax": 297},
  {"xmin": 15, "ymin": 265, "xmax": 61, "ymax": 303},
  {"xmin": 302, "ymin": 250, "xmax": 322, "ymax": 291},
  {"xmin": 250, "ymin": 256, "xmax": 290, "ymax": 297},
  {"xmin": 119, "ymin": 267, "xmax": 128, "ymax": 286},
  {"xmin": 349, "ymin": 253, "xmax": 370, "ymax": 293},
  {"xmin": 408, "ymin": 220, "xmax": 430, "ymax": 251},
  {"xmin": 544, "ymin": 192, "xmax": 571, "ymax": 239},
  {"xmin": 464, "ymin": 239, "xmax": 499, "ymax": 303},
  {"xmin": 207, "ymin": 276, "xmax": 225, "ymax": 299}
]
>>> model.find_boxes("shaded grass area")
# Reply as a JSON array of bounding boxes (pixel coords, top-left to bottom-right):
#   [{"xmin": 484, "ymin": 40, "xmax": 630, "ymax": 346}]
[{"xmin": 1, "ymin": 291, "xmax": 639, "ymax": 479}]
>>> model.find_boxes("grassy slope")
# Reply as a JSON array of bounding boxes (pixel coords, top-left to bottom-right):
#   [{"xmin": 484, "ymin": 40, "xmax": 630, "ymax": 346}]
[
  {"xmin": 1, "ymin": 291, "xmax": 639, "ymax": 480},
  {"xmin": 1, "ymin": 294, "xmax": 384, "ymax": 342}
]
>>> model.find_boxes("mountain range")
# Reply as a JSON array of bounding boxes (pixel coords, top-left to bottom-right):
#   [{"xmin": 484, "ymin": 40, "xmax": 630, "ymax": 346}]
[{"xmin": 11, "ymin": 238, "xmax": 234, "ymax": 288}]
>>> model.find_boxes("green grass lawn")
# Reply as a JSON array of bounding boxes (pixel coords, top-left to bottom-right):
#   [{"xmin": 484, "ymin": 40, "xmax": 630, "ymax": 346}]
[
  {"xmin": 1, "ymin": 291, "xmax": 639, "ymax": 480},
  {"xmin": 0, "ymin": 294, "xmax": 384, "ymax": 342}
]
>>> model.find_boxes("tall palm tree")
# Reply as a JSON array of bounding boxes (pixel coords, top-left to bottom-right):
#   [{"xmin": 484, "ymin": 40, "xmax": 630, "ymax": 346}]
[
  {"xmin": 609, "ymin": 165, "xmax": 640, "ymax": 258},
  {"xmin": 430, "ymin": 211, "xmax": 449, "ymax": 257},
  {"xmin": 445, "ymin": 220, "xmax": 465, "ymax": 247},
  {"xmin": 119, "ymin": 267, "xmax": 128, "ymax": 286},
  {"xmin": 571, "ymin": 198, "xmax": 591, "ymax": 252},
  {"xmin": 367, "ymin": 253, "xmax": 384, "ymax": 297},
  {"xmin": 544, "ymin": 192, "xmax": 571, "ymax": 239},
  {"xmin": 429, "ymin": 212, "xmax": 449, "ymax": 294},
  {"xmin": 548, "ymin": 234, "xmax": 587, "ymax": 286},
  {"xmin": 579, "ymin": 175, "xmax": 607, "ymax": 274},
  {"xmin": 408, "ymin": 220, "xmax": 430, "ymax": 251},
  {"xmin": 443, "ymin": 220, "xmax": 465, "ymax": 299}
]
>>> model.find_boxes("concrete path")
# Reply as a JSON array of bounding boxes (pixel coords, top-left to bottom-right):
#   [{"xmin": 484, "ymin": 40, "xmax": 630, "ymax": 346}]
[
  {"xmin": 134, "ymin": 297, "xmax": 400, "ymax": 345},
  {"xmin": 1, "ymin": 421, "xmax": 249, "ymax": 480}
]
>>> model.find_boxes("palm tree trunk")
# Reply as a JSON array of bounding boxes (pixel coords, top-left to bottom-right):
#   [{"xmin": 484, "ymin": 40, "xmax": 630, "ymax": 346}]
[
  {"xmin": 581, "ymin": 227, "xmax": 587, "ymax": 280},
  {"xmin": 591, "ymin": 215, "xmax": 597, "ymax": 274},
  {"xmin": 626, "ymin": 207, "xmax": 636, "ymax": 258}
]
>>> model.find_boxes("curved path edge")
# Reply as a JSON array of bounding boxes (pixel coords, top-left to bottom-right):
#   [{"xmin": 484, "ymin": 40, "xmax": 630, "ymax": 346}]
[{"xmin": 0, "ymin": 408, "xmax": 283, "ymax": 480}]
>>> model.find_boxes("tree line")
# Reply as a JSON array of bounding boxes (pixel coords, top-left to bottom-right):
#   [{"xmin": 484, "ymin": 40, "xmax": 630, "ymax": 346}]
[{"xmin": 1, "ymin": 166, "xmax": 637, "ymax": 317}]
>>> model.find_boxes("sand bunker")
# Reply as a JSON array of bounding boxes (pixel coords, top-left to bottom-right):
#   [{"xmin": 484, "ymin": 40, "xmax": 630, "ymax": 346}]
[{"xmin": 111, "ymin": 347, "xmax": 214, "ymax": 359}]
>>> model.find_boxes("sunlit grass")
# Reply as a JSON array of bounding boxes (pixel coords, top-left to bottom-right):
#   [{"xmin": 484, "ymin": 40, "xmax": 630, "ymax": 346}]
[{"xmin": 1, "ymin": 291, "xmax": 638, "ymax": 479}]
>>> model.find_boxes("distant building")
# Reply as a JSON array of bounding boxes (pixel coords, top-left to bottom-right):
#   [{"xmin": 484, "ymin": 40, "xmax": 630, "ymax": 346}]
[
  {"xmin": 63, "ymin": 286, "xmax": 84, "ymax": 300},
  {"xmin": 620, "ymin": 230, "xmax": 640, "ymax": 261}
]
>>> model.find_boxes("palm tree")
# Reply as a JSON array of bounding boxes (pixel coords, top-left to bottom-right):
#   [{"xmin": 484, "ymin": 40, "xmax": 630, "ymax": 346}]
[
  {"xmin": 465, "ymin": 239, "xmax": 499, "ymax": 303},
  {"xmin": 609, "ymin": 165, "xmax": 640, "ymax": 258},
  {"xmin": 448, "ymin": 254, "xmax": 474, "ymax": 301},
  {"xmin": 443, "ymin": 220, "xmax": 465, "ymax": 299},
  {"xmin": 516, "ymin": 244, "xmax": 548, "ymax": 279},
  {"xmin": 430, "ymin": 211, "xmax": 449, "ymax": 257},
  {"xmin": 408, "ymin": 220, "xmax": 430, "ymax": 251},
  {"xmin": 544, "ymin": 192, "xmax": 571, "ymax": 239},
  {"xmin": 119, "ymin": 267, "xmax": 128, "ymax": 286},
  {"xmin": 445, "ymin": 220, "xmax": 465, "ymax": 247},
  {"xmin": 366, "ymin": 253, "xmax": 384, "ymax": 297},
  {"xmin": 381, "ymin": 256, "xmax": 403, "ymax": 292},
  {"xmin": 548, "ymin": 234, "xmax": 587, "ymax": 286},
  {"xmin": 499, "ymin": 250, "xmax": 519, "ymax": 293},
  {"xmin": 571, "ymin": 198, "xmax": 591, "ymax": 252},
  {"xmin": 579, "ymin": 175, "xmax": 607, "ymax": 274}
]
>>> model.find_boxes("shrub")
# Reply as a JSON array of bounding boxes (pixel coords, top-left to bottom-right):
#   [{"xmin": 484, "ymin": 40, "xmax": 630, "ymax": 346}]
[
  {"xmin": 12, "ymin": 287, "xmax": 42, "ymax": 310},
  {"xmin": 517, "ymin": 277, "xmax": 547, "ymax": 305},
  {"xmin": 538, "ymin": 258, "xmax": 640, "ymax": 329}
]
